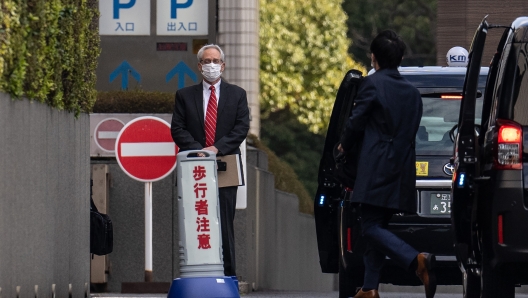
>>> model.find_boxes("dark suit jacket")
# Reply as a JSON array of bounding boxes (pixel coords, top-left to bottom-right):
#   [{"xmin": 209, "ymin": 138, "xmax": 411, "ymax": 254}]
[
  {"xmin": 340, "ymin": 68, "xmax": 423, "ymax": 213},
  {"xmin": 171, "ymin": 80, "xmax": 250, "ymax": 156}
]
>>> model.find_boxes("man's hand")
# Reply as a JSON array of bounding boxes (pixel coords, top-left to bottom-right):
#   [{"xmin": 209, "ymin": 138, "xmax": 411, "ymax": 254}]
[
  {"xmin": 198, "ymin": 146, "xmax": 219, "ymax": 157},
  {"xmin": 337, "ymin": 143, "xmax": 344, "ymax": 153},
  {"xmin": 203, "ymin": 146, "xmax": 218, "ymax": 154}
]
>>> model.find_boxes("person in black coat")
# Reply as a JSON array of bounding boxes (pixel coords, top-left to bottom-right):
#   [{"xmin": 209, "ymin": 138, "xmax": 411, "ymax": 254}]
[
  {"xmin": 171, "ymin": 44, "xmax": 250, "ymax": 277},
  {"xmin": 338, "ymin": 30, "xmax": 436, "ymax": 298}
]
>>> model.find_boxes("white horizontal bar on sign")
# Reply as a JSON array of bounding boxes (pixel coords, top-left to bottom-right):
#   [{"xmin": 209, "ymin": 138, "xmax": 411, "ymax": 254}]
[
  {"xmin": 98, "ymin": 131, "xmax": 120, "ymax": 139},
  {"xmin": 121, "ymin": 142, "xmax": 175, "ymax": 157}
]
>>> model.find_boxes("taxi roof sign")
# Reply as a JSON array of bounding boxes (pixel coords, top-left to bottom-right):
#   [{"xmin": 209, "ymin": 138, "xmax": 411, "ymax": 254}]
[{"xmin": 446, "ymin": 46, "xmax": 469, "ymax": 67}]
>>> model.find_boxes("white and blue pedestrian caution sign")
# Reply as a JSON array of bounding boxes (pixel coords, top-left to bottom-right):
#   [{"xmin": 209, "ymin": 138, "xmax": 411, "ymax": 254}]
[
  {"xmin": 176, "ymin": 151, "xmax": 223, "ymax": 277},
  {"xmin": 99, "ymin": 0, "xmax": 151, "ymax": 35},
  {"xmin": 168, "ymin": 150, "xmax": 239, "ymax": 298},
  {"xmin": 157, "ymin": 0, "xmax": 208, "ymax": 36}
]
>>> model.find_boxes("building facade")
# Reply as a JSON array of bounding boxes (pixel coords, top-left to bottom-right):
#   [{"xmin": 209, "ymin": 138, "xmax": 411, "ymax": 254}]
[
  {"xmin": 218, "ymin": 0, "xmax": 260, "ymax": 137},
  {"xmin": 437, "ymin": 1, "xmax": 528, "ymax": 66}
]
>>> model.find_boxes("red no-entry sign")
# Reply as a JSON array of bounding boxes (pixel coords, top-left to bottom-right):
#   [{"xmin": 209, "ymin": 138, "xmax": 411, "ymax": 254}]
[
  {"xmin": 94, "ymin": 118, "xmax": 125, "ymax": 152},
  {"xmin": 115, "ymin": 116, "xmax": 178, "ymax": 182}
]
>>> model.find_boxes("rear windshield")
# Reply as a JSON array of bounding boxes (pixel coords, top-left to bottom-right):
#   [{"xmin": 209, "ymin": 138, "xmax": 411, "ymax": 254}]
[
  {"xmin": 403, "ymin": 74, "xmax": 487, "ymax": 156},
  {"xmin": 417, "ymin": 95, "xmax": 483, "ymax": 155}
]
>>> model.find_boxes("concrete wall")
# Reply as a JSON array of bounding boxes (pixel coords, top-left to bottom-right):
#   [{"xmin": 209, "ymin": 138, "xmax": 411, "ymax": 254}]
[
  {"xmin": 94, "ymin": 146, "xmax": 335, "ymax": 292},
  {"xmin": 271, "ymin": 191, "xmax": 333, "ymax": 291},
  {"xmin": 98, "ymin": 161, "xmax": 176, "ymax": 292},
  {"xmin": 0, "ymin": 93, "xmax": 91, "ymax": 298},
  {"xmin": 437, "ymin": 0, "xmax": 528, "ymax": 66},
  {"xmin": 234, "ymin": 148, "xmax": 335, "ymax": 291}
]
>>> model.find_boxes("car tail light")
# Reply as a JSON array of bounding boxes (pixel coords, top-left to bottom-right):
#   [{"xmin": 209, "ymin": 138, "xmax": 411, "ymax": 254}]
[
  {"xmin": 498, "ymin": 214, "xmax": 504, "ymax": 244},
  {"xmin": 494, "ymin": 119, "xmax": 522, "ymax": 170},
  {"xmin": 441, "ymin": 94, "xmax": 463, "ymax": 100},
  {"xmin": 347, "ymin": 227, "xmax": 352, "ymax": 252}
]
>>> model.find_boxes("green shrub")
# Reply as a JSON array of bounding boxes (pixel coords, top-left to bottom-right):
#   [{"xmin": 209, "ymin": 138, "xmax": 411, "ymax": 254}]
[
  {"xmin": 248, "ymin": 134, "xmax": 314, "ymax": 215},
  {"xmin": 261, "ymin": 109, "xmax": 324, "ymax": 201},
  {"xmin": 0, "ymin": 0, "xmax": 99, "ymax": 116},
  {"xmin": 94, "ymin": 90, "xmax": 174, "ymax": 113}
]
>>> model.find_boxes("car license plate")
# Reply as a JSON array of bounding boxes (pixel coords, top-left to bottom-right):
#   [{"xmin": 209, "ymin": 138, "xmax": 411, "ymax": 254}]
[{"xmin": 430, "ymin": 193, "xmax": 451, "ymax": 214}]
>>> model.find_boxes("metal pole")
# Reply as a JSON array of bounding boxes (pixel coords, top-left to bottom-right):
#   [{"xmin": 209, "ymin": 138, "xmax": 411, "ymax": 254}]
[
  {"xmin": 255, "ymin": 170, "xmax": 260, "ymax": 290},
  {"xmin": 145, "ymin": 182, "xmax": 153, "ymax": 282}
]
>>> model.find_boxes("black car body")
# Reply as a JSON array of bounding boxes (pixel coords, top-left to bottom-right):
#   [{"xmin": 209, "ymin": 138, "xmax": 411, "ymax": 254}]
[
  {"xmin": 451, "ymin": 16, "xmax": 528, "ymax": 298},
  {"xmin": 315, "ymin": 65, "xmax": 488, "ymax": 298}
]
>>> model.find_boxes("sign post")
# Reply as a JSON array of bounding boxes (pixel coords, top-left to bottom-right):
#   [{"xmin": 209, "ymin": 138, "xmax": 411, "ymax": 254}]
[
  {"xmin": 144, "ymin": 181, "xmax": 153, "ymax": 281},
  {"xmin": 115, "ymin": 116, "xmax": 178, "ymax": 282}
]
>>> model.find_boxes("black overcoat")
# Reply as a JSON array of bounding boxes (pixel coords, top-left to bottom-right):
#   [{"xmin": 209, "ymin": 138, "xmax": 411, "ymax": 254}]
[
  {"xmin": 170, "ymin": 80, "xmax": 250, "ymax": 156},
  {"xmin": 340, "ymin": 68, "xmax": 423, "ymax": 213}
]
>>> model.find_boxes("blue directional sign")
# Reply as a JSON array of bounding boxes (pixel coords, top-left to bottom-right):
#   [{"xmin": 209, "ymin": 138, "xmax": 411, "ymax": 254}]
[
  {"xmin": 166, "ymin": 61, "xmax": 197, "ymax": 89},
  {"xmin": 110, "ymin": 60, "xmax": 141, "ymax": 90},
  {"xmin": 157, "ymin": 0, "xmax": 207, "ymax": 35},
  {"xmin": 114, "ymin": 0, "xmax": 136, "ymax": 19},
  {"xmin": 171, "ymin": 0, "xmax": 192, "ymax": 19},
  {"xmin": 100, "ymin": 0, "xmax": 150, "ymax": 35}
]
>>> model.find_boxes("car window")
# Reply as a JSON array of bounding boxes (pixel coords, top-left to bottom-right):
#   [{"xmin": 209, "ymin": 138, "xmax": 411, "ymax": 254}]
[
  {"xmin": 511, "ymin": 43, "xmax": 528, "ymax": 125},
  {"xmin": 416, "ymin": 94, "xmax": 483, "ymax": 155},
  {"xmin": 401, "ymin": 73, "xmax": 487, "ymax": 156},
  {"xmin": 491, "ymin": 41, "xmax": 513, "ymax": 125},
  {"xmin": 404, "ymin": 75, "xmax": 466, "ymax": 87}
]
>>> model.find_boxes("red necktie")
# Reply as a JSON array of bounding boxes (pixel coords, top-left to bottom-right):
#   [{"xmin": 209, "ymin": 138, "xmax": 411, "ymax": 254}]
[{"xmin": 205, "ymin": 85, "xmax": 217, "ymax": 147}]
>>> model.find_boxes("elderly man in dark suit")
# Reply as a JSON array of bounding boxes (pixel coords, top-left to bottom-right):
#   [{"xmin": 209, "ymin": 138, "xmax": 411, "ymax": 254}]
[
  {"xmin": 171, "ymin": 44, "xmax": 250, "ymax": 277},
  {"xmin": 338, "ymin": 30, "xmax": 436, "ymax": 298}
]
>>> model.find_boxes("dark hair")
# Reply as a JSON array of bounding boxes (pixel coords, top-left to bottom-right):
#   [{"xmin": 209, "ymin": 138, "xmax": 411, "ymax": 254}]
[{"xmin": 370, "ymin": 30, "xmax": 406, "ymax": 69}]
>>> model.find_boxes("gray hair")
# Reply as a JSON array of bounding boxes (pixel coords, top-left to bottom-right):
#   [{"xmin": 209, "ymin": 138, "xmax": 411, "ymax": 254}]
[{"xmin": 197, "ymin": 44, "xmax": 225, "ymax": 62}]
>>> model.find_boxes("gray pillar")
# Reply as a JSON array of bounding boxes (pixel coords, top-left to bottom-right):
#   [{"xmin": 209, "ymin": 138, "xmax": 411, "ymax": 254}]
[{"xmin": 218, "ymin": 0, "xmax": 260, "ymax": 137}]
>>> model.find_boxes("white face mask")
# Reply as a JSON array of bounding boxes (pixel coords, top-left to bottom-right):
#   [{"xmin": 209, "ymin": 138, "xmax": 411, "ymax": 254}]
[{"xmin": 201, "ymin": 63, "xmax": 223, "ymax": 82}]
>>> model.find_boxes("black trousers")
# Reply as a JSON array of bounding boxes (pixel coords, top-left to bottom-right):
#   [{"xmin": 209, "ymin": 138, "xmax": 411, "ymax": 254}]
[
  {"xmin": 219, "ymin": 186, "xmax": 237, "ymax": 276},
  {"xmin": 360, "ymin": 204, "xmax": 418, "ymax": 289}
]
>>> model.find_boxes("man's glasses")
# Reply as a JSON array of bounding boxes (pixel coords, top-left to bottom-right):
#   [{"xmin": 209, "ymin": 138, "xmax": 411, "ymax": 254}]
[{"xmin": 200, "ymin": 59, "xmax": 223, "ymax": 65}]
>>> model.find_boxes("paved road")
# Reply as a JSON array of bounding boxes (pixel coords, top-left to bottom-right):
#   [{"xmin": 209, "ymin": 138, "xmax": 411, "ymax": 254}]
[
  {"xmin": 90, "ymin": 293, "xmax": 528, "ymax": 298},
  {"xmin": 244, "ymin": 293, "xmax": 528, "ymax": 298},
  {"xmin": 91, "ymin": 286, "xmax": 528, "ymax": 298}
]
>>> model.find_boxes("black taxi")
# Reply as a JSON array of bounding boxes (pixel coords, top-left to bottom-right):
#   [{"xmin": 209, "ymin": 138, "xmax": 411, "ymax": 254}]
[
  {"xmin": 314, "ymin": 57, "xmax": 488, "ymax": 298},
  {"xmin": 452, "ymin": 16, "xmax": 528, "ymax": 298}
]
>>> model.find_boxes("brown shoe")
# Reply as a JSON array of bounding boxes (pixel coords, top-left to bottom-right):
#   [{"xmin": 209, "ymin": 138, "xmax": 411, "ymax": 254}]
[
  {"xmin": 415, "ymin": 253, "xmax": 437, "ymax": 298},
  {"xmin": 353, "ymin": 288, "xmax": 380, "ymax": 298}
]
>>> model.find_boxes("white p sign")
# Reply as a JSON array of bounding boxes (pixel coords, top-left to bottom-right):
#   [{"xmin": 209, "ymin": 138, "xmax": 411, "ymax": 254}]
[
  {"xmin": 100, "ymin": 0, "xmax": 151, "ymax": 35},
  {"xmin": 157, "ymin": 0, "xmax": 208, "ymax": 36}
]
